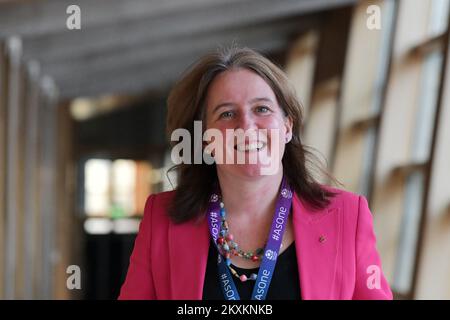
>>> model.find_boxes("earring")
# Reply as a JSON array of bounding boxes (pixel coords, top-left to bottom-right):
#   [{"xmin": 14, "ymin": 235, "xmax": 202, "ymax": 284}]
[{"xmin": 285, "ymin": 135, "xmax": 291, "ymax": 143}]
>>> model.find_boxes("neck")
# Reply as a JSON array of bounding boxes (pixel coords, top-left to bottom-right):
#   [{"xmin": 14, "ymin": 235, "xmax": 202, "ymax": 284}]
[{"xmin": 216, "ymin": 167, "xmax": 284, "ymax": 220}]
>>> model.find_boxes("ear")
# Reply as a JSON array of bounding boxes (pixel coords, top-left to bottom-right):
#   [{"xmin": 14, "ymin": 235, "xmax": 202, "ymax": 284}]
[
  {"xmin": 284, "ymin": 115, "xmax": 293, "ymax": 143},
  {"xmin": 203, "ymin": 140, "xmax": 215, "ymax": 157}
]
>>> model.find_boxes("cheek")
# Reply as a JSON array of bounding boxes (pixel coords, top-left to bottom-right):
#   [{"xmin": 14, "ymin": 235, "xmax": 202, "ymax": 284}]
[
  {"xmin": 262, "ymin": 119, "xmax": 287, "ymax": 141},
  {"xmin": 259, "ymin": 115, "xmax": 286, "ymax": 129}
]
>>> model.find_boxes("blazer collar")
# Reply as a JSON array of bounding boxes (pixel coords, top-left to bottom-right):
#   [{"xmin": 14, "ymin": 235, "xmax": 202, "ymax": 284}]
[{"xmin": 168, "ymin": 192, "xmax": 341, "ymax": 299}]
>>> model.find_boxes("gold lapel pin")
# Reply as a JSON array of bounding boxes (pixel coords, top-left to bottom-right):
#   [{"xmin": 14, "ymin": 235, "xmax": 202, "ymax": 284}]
[{"xmin": 319, "ymin": 235, "xmax": 326, "ymax": 243}]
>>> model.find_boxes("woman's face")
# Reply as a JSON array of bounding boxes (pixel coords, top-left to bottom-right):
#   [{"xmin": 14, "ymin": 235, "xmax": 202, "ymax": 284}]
[{"xmin": 205, "ymin": 68, "xmax": 293, "ymax": 178}]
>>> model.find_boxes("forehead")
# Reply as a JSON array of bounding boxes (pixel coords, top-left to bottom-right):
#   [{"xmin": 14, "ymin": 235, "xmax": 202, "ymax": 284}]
[{"xmin": 206, "ymin": 68, "xmax": 277, "ymax": 105}]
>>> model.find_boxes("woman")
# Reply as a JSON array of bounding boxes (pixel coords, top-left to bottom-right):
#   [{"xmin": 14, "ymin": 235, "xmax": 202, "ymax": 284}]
[{"xmin": 119, "ymin": 47, "xmax": 393, "ymax": 300}]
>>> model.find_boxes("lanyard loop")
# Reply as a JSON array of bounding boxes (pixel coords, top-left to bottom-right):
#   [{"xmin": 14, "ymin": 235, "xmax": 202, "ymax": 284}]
[{"xmin": 206, "ymin": 176, "xmax": 293, "ymax": 300}]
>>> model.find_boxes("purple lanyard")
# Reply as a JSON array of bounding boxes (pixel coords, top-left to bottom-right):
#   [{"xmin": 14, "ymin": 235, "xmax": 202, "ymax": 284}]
[{"xmin": 206, "ymin": 176, "xmax": 293, "ymax": 300}]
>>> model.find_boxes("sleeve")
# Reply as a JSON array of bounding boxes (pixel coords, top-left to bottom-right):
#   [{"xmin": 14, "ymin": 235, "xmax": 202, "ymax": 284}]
[
  {"xmin": 352, "ymin": 195, "xmax": 393, "ymax": 300},
  {"xmin": 118, "ymin": 195, "xmax": 157, "ymax": 299}
]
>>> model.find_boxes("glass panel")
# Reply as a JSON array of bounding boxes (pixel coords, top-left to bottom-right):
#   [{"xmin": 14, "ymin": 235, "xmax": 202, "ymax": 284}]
[
  {"xmin": 413, "ymin": 50, "xmax": 444, "ymax": 163},
  {"xmin": 428, "ymin": 0, "xmax": 450, "ymax": 37},
  {"xmin": 359, "ymin": 125, "xmax": 377, "ymax": 197},
  {"xmin": 371, "ymin": 0, "xmax": 396, "ymax": 114},
  {"xmin": 393, "ymin": 171, "xmax": 424, "ymax": 294},
  {"xmin": 111, "ymin": 159, "xmax": 136, "ymax": 217},
  {"xmin": 359, "ymin": 0, "xmax": 396, "ymax": 196},
  {"xmin": 84, "ymin": 159, "xmax": 111, "ymax": 216}
]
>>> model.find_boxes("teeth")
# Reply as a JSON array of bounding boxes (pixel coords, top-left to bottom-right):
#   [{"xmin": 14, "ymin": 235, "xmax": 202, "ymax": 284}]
[{"xmin": 236, "ymin": 141, "xmax": 265, "ymax": 152}]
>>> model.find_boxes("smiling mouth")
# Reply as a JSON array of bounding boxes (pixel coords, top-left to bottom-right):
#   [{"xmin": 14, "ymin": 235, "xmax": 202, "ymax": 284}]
[{"xmin": 234, "ymin": 141, "xmax": 267, "ymax": 152}]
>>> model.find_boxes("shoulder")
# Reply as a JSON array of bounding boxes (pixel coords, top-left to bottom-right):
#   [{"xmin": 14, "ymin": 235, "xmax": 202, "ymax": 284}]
[
  {"xmin": 320, "ymin": 186, "xmax": 374, "ymax": 230},
  {"xmin": 147, "ymin": 189, "xmax": 177, "ymax": 207},
  {"xmin": 303, "ymin": 185, "xmax": 371, "ymax": 222},
  {"xmin": 308, "ymin": 186, "xmax": 376, "ymax": 238},
  {"xmin": 322, "ymin": 185, "xmax": 366, "ymax": 210},
  {"xmin": 143, "ymin": 190, "xmax": 177, "ymax": 223}
]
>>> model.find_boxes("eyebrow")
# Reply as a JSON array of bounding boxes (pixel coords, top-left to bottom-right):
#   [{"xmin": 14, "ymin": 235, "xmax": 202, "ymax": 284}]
[{"xmin": 211, "ymin": 97, "xmax": 274, "ymax": 115}]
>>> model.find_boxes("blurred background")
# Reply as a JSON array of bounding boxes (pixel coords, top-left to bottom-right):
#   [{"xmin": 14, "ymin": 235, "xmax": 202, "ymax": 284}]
[{"xmin": 0, "ymin": 0, "xmax": 449, "ymax": 300}]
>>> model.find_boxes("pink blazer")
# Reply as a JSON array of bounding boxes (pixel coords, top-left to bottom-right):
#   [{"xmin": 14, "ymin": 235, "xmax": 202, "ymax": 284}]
[{"xmin": 119, "ymin": 188, "xmax": 393, "ymax": 300}]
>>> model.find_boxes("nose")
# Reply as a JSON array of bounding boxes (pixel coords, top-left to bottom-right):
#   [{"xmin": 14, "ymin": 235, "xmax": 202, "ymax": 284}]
[{"xmin": 235, "ymin": 111, "xmax": 257, "ymax": 131}]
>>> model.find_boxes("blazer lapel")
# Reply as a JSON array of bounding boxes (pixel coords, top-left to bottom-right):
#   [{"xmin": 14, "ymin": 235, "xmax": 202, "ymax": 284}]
[
  {"xmin": 167, "ymin": 192, "xmax": 342, "ymax": 300},
  {"xmin": 293, "ymin": 192, "xmax": 342, "ymax": 299},
  {"xmin": 168, "ymin": 217, "xmax": 210, "ymax": 299}
]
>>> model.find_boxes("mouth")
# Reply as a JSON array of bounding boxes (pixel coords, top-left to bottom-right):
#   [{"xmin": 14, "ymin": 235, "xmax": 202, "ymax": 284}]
[{"xmin": 234, "ymin": 141, "xmax": 267, "ymax": 152}]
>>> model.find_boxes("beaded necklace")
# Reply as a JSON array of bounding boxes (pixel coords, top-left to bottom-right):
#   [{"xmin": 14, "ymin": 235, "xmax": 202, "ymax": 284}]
[{"xmin": 216, "ymin": 201, "xmax": 266, "ymax": 282}]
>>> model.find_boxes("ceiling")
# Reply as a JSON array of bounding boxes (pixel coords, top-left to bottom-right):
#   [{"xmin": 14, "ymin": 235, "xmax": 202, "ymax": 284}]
[{"xmin": 0, "ymin": 0, "xmax": 356, "ymax": 99}]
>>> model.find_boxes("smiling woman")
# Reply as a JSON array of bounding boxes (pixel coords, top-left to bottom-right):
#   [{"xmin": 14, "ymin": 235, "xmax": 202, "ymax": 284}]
[
  {"xmin": 118, "ymin": 47, "xmax": 393, "ymax": 300},
  {"xmin": 165, "ymin": 47, "xmax": 335, "ymax": 224},
  {"xmin": 204, "ymin": 68, "xmax": 290, "ymax": 176}
]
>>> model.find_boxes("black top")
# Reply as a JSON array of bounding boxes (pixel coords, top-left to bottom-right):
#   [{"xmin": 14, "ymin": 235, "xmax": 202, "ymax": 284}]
[{"xmin": 202, "ymin": 239, "xmax": 301, "ymax": 300}]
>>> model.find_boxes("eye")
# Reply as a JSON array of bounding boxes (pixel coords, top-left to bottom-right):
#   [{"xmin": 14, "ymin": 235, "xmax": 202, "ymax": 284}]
[
  {"xmin": 219, "ymin": 110, "xmax": 234, "ymax": 119},
  {"xmin": 255, "ymin": 105, "xmax": 270, "ymax": 113}
]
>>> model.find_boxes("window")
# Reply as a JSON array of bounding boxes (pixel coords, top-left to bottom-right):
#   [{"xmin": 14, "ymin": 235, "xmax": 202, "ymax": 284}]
[
  {"xmin": 332, "ymin": 0, "xmax": 396, "ymax": 196},
  {"xmin": 83, "ymin": 158, "xmax": 151, "ymax": 218},
  {"xmin": 370, "ymin": 0, "xmax": 450, "ymax": 298}
]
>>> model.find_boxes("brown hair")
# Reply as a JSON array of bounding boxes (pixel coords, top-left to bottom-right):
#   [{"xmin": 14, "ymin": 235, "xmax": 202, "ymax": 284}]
[{"xmin": 166, "ymin": 47, "xmax": 336, "ymax": 224}]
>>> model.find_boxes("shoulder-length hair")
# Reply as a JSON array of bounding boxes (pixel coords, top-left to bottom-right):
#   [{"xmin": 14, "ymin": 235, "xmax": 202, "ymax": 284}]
[{"xmin": 166, "ymin": 47, "xmax": 335, "ymax": 224}]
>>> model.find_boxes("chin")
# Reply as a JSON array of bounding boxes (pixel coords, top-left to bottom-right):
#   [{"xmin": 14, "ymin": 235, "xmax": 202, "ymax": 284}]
[
  {"xmin": 222, "ymin": 163, "xmax": 273, "ymax": 179},
  {"xmin": 236, "ymin": 164, "xmax": 264, "ymax": 177}
]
